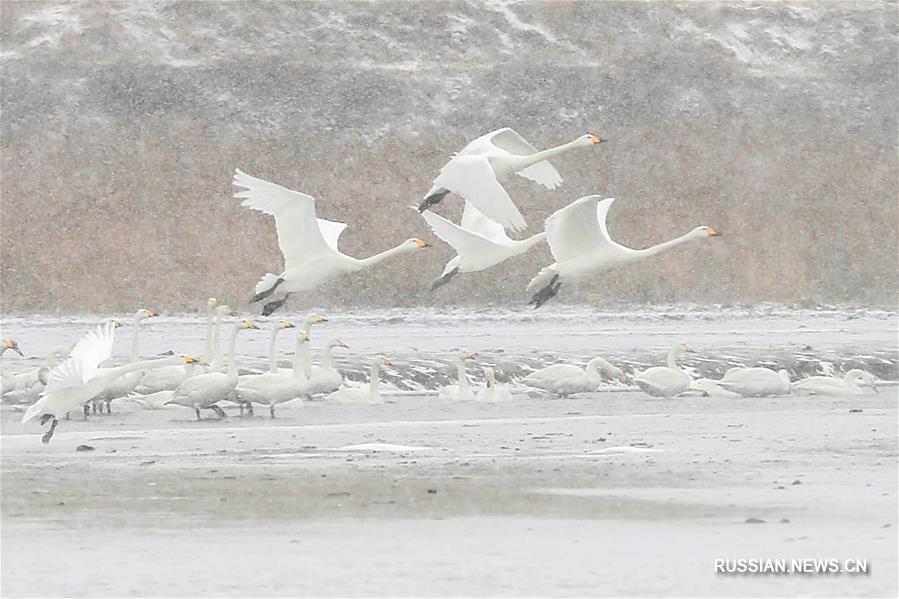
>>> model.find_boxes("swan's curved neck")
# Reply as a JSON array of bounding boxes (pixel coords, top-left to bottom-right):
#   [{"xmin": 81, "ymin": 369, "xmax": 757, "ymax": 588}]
[
  {"xmin": 515, "ymin": 231, "xmax": 548, "ymax": 251},
  {"xmin": 667, "ymin": 347, "xmax": 682, "ymax": 370},
  {"xmin": 635, "ymin": 231, "xmax": 699, "ymax": 258},
  {"xmin": 106, "ymin": 356, "xmax": 177, "ymax": 380},
  {"xmin": 213, "ymin": 312, "xmax": 226, "ymax": 367},
  {"xmin": 268, "ymin": 328, "xmax": 282, "ymax": 373},
  {"xmin": 457, "ymin": 356, "xmax": 470, "ymax": 394},
  {"xmin": 369, "ymin": 363, "xmax": 381, "ymax": 403},
  {"xmin": 204, "ymin": 310, "xmax": 216, "ymax": 358},
  {"xmin": 585, "ymin": 358, "xmax": 608, "ymax": 384},
  {"xmin": 352, "ymin": 243, "xmax": 414, "ymax": 270},
  {"xmin": 322, "ymin": 342, "xmax": 336, "ymax": 369},
  {"xmin": 513, "ymin": 139, "xmax": 584, "ymax": 170},
  {"xmin": 292, "ymin": 334, "xmax": 311, "ymax": 378}
]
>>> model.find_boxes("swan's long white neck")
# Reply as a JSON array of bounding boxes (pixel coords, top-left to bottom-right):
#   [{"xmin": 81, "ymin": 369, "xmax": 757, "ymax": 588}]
[
  {"xmin": 322, "ymin": 341, "xmax": 338, "ymax": 369},
  {"xmin": 586, "ymin": 358, "xmax": 612, "ymax": 385},
  {"xmin": 667, "ymin": 347, "xmax": 684, "ymax": 370},
  {"xmin": 213, "ymin": 311, "xmax": 226, "ymax": 368},
  {"xmin": 226, "ymin": 325, "xmax": 242, "ymax": 378},
  {"xmin": 512, "ymin": 138, "xmax": 584, "ymax": 170},
  {"xmin": 635, "ymin": 231, "xmax": 701, "ymax": 259},
  {"xmin": 103, "ymin": 356, "xmax": 180, "ymax": 382},
  {"xmin": 292, "ymin": 333, "xmax": 311, "ymax": 378},
  {"xmin": 352, "ymin": 242, "xmax": 415, "ymax": 270},
  {"xmin": 130, "ymin": 311, "xmax": 145, "ymax": 363},
  {"xmin": 204, "ymin": 309, "xmax": 216, "ymax": 358},
  {"xmin": 369, "ymin": 362, "xmax": 381, "ymax": 403},
  {"xmin": 513, "ymin": 231, "xmax": 548, "ymax": 252},
  {"xmin": 456, "ymin": 355, "xmax": 470, "ymax": 395},
  {"xmin": 268, "ymin": 327, "xmax": 283, "ymax": 373}
]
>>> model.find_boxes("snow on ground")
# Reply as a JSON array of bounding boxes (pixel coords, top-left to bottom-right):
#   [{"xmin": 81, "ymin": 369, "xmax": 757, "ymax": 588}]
[{"xmin": 1, "ymin": 307, "xmax": 896, "ymax": 596}]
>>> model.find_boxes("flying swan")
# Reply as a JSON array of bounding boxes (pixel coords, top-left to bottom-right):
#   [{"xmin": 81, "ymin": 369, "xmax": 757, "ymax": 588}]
[
  {"xmin": 418, "ymin": 128, "xmax": 605, "ymax": 232},
  {"xmin": 233, "ymin": 169, "xmax": 429, "ymax": 315},
  {"xmin": 528, "ymin": 197, "xmax": 721, "ymax": 308},
  {"xmin": 420, "ymin": 201, "xmax": 546, "ymax": 289}
]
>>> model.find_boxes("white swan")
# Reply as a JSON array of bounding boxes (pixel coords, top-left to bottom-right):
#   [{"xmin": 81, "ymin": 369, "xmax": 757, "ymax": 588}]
[
  {"xmin": 125, "ymin": 357, "xmax": 208, "ymax": 410},
  {"xmin": 307, "ymin": 338, "xmax": 349, "ymax": 395},
  {"xmin": 792, "ymin": 369, "xmax": 877, "ymax": 395},
  {"xmin": 203, "ymin": 297, "xmax": 219, "ymax": 358},
  {"xmin": 328, "ymin": 356, "xmax": 391, "ymax": 404},
  {"xmin": 718, "ymin": 367, "xmax": 792, "ymax": 397},
  {"xmin": 1, "ymin": 339, "xmax": 23, "ymax": 357},
  {"xmin": 686, "ymin": 378, "xmax": 742, "ymax": 398},
  {"xmin": 2, "ymin": 347, "xmax": 67, "ymax": 399},
  {"xmin": 418, "ymin": 128, "xmax": 604, "ymax": 231},
  {"xmin": 236, "ymin": 330, "xmax": 311, "ymax": 417},
  {"xmin": 94, "ymin": 308, "xmax": 157, "ymax": 413},
  {"xmin": 210, "ymin": 304, "xmax": 237, "ymax": 370},
  {"xmin": 633, "ymin": 343, "xmax": 695, "ymax": 398},
  {"xmin": 438, "ymin": 351, "xmax": 477, "ymax": 401},
  {"xmin": 476, "ymin": 367, "xmax": 513, "ymax": 402},
  {"xmin": 421, "ymin": 201, "xmax": 547, "ymax": 289},
  {"xmin": 22, "ymin": 322, "xmax": 196, "ymax": 443},
  {"xmin": 522, "ymin": 356, "xmax": 628, "ymax": 397},
  {"xmin": 232, "ymin": 169, "xmax": 430, "ymax": 315},
  {"xmin": 528, "ymin": 197, "xmax": 721, "ymax": 307},
  {"xmin": 166, "ymin": 320, "xmax": 258, "ymax": 419}
]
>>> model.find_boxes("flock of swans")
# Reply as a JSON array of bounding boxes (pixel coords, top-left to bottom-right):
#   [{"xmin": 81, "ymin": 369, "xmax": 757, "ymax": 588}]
[
  {"xmin": 2, "ymin": 303, "xmax": 879, "ymax": 444},
  {"xmin": 0, "ymin": 128, "xmax": 880, "ymax": 443},
  {"xmin": 237, "ymin": 127, "xmax": 720, "ymax": 314}
]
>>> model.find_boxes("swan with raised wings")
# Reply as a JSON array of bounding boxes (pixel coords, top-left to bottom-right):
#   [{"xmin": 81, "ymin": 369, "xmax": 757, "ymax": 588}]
[
  {"xmin": 418, "ymin": 128, "xmax": 604, "ymax": 232},
  {"xmin": 421, "ymin": 201, "xmax": 547, "ymax": 289},
  {"xmin": 528, "ymin": 197, "xmax": 721, "ymax": 308},
  {"xmin": 233, "ymin": 169, "xmax": 429, "ymax": 315}
]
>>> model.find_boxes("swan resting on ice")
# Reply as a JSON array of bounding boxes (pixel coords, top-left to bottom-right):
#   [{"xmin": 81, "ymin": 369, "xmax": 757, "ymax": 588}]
[
  {"xmin": 717, "ymin": 367, "xmax": 792, "ymax": 397},
  {"xmin": 633, "ymin": 343, "xmax": 694, "ymax": 398},
  {"xmin": 523, "ymin": 356, "xmax": 629, "ymax": 397},
  {"xmin": 792, "ymin": 370, "xmax": 877, "ymax": 396}
]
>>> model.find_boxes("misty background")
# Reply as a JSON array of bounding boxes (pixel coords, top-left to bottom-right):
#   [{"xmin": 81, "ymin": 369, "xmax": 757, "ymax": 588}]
[{"xmin": 1, "ymin": 0, "xmax": 896, "ymax": 314}]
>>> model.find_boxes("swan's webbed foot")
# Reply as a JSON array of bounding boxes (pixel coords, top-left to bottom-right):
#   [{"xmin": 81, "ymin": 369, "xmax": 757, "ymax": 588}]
[
  {"xmin": 431, "ymin": 267, "xmax": 460, "ymax": 291},
  {"xmin": 529, "ymin": 274, "xmax": 562, "ymax": 309},
  {"xmin": 418, "ymin": 189, "xmax": 450, "ymax": 213},
  {"xmin": 41, "ymin": 417, "xmax": 59, "ymax": 444},
  {"xmin": 250, "ymin": 277, "xmax": 285, "ymax": 303},
  {"xmin": 210, "ymin": 405, "xmax": 227, "ymax": 419},
  {"xmin": 262, "ymin": 294, "xmax": 291, "ymax": 316}
]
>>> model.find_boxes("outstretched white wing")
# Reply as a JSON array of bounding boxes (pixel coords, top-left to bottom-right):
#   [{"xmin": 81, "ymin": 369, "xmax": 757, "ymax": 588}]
[
  {"xmin": 433, "ymin": 155, "xmax": 527, "ymax": 232},
  {"xmin": 545, "ymin": 196, "xmax": 617, "ymax": 263},
  {"xmin": 420, "ymin": 210, "xmax": 496, "ymax": 255},
  {"xmin": 43, "ymin": 322, "xmax": 116, "ymax": 395},
  {"xmin": 489, "ymin": 128, "xmax": 563, "ymax": 190},
  {"xmin": 233, "ymin": 169, "xmax": 335, "ymax": 269},
  {"xmin": 316, "ymin": 218, "xmax": 348, "ymax": 254},
  {"xmin": 460, "ymin": 201, "xmax": 509, "ymax": 243}
]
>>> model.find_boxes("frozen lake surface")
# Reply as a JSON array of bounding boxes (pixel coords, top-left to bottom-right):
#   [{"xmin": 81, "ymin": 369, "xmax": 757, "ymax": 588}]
[{"xmin": 1, "ymin": 306, "xmax": 897, "ymax": 596}]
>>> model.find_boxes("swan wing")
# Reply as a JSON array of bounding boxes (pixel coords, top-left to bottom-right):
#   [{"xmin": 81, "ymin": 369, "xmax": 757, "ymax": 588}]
[
  {"xmin": 233, "ymin": 169, "xmax": 334, "ymax": 268},
  {"xmin": 317, "ymin": 218, "xmax": 348, "ymax": 254},
  {"xmin": 433, "ymin": 155, "xmax": 527, "ymax": 232},
  {"xmin": 460, "ymin": 201, "xmax": 509, "ymax": 243},
  {"xmin": 489, "ymin": 128, "xmax": 563, "ymax": 190},
  {"xmin": 420, "ymin": 209, "xmax": 496, "ymax": 254},
  {"xmin": 545, "ymin": 196, "xmax": 616, "ymax": 262},
  {"xmin": 44, "ymin": 322, "xmax": 116, "ymax": 395}
]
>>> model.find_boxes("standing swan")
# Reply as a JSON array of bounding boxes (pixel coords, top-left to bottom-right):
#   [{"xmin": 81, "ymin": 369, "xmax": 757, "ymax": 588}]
[
  {"xmin": 523, "ymin": 357, "xmax": 628, "ymax": 397},
  {"xmin": 236, "ymin": 330, "xmax": 312, "ymax": 418},
  {"xmin": 418, "ymin": 128, "xmax": 605, "ymax": 232},
  {"xmin": 633, "ymin": 343, "xmax": 695, "ymax": 398},
  {"xmin": 328, "ymin": 356, "xmax": 392, "ymax": 404},
  {"xmin": 421, "ymin": 201, "xmax": 547, "ymax": 289},
  {"xmin": 265, "ymin": 320, "xmax": 296, "ymax": 373},
  {"xmin": 792, "ymin": 370, "xmax": 878, "ymax": 396},
  {"xmin": 438, "ymin": 351, "xmax": 477, "ymax": 401},
  {"xmin": 232, "ymin": 169, "xmax": 430, "ymax": 315},
  {"xmin": 528, "ymin": 197, "xmax": 721, "ymax": 308},
  {"xmin": 166, "ymin": 320, "xmax": 259, "ymax": 419}
]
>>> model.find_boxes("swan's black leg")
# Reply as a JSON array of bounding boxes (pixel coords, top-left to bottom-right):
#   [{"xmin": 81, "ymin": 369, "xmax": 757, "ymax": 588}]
[
  {"xmin": 529, "ymin": 274, "xmax": 562, "ymax": 309},
  {"xmin": 41, "ymin": 417, "xmax": 59, "ymax": 444},
  {"xmin": 83, "ymin": 404, "xmax": 90, "ymax": 419},
  {"xmin": 246, "ymin": 402, "xmax": 254, "ymax": 417},
  {"xmin": 262, "ymin": 294, "xmax": 291, "ymax": 316},
  {"xmin": 105, "ymin": 399, "xmax": 112, "ymax": 414},
  {"xmin": 195, "ymin": 407, "xmax": 202, "ymax": 420},
  {"xmin": 250, "ymin": 277, "xmax": 285, "ymax": 303},
  {"xmin": 39, "ymin": 413, "xmax": 54, "ymax": 426},
  {"xmin": 210, "ymin": 405, "xmax": 227, "ymax": 419},
  {"xmin": 418, "ymin": 188, "xmax": 450, "ymax": 213},
  {"xmin": 431, "ymin": 267, "xmax": 460, "ymax": 291},
  {"xmin": 269, "ymin": 404, "xmax": 276, "ymax": 419},
  {"xmin": 238, "ymin": 402, "xmax": 244, "ymax": 416},
  {"xmin": 91, "ymin": 401, "xmax": 99, "ymax": 415}
]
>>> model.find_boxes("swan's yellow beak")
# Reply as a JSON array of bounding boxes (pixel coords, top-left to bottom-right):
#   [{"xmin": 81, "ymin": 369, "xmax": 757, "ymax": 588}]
[
  {"xmin": 683, "ymin": 344, "xmax": 695, "ymax": 353},
  {"xmin": 463, "ymin": 351, "xmax": 477, "ymax": 359},
  {"xmin": 315, "ymin": 315, "xmax": 328, "ymax": 323},
  {"xmin": 183, "ymin": 355, "xmax": 197, "ymax": 364},
  {"xmin": 589, "ymin": 134, "xmax": 603, "ymax": 144},
  {"xmin": 282, "ymin": 321, "xmax": 295, "ymax": 329},
  {"xmin": 382, "ymin": 357, "xmax": 393, "ymax": 366},
  {"xmin": 143, "ymin": 309, "xmax": 157, "ymax": 317},
  {"xmin": 706, "ymin": 227, "xmax": 721, "ymax": 237},
  {"xmin": 415, "ymin": 239, "xmax": 430, "ymax": 248},
  {"xmin": 337, "ymin": 340, "xmax": 349, "ymax": 348},
  {"xmin": 244, "ymin": 320, "xmax": 259, "ymax": 330}
]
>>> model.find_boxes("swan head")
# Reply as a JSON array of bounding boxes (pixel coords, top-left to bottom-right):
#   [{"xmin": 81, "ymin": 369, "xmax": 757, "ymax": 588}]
[
  {"xmin": 216, "ymin": 305, "xmax": 236, "ymax": 317},
  {"xmin": 580, "ymin": 133, "xmax": 605, "ymax": 146},
  {"xmin": 280, "ymin": 320, "xmax": 296, "ymax": 329},
  {"xmin": 674, "ymin": 343, "xmax": 694, "ymax": 356},
  {"xmin": 692, "ymin": 225, "xmax": 721, "ymax": 239},
  {"xmin": 484, "ymin": 367, "xmax": 495, "ymax": 387},
  {"xmin": 240, "ymin": 320, "xmax": 259, "ymax": 330},
  {"xmin": 3, "ymin": 339, "xmax": 22, "ymax": 356},
  {"xmin": 615, "ymin": 369, "xmax": 631, "ymax": 385},
  {"xmin": 332, "ymin": 339, "xmax": 349, "ymax": 349},
  {"xmin": 408, "ymin": 238, "xmax": 430, "ymax": 249},
  {"xmin": 380, "ymin": 356, "xmax": 393, "ymax": 366},
  {"xmin": 206, "ymin": 297, "xmax": 219, "ymax": 311},
  {"xmin": 181, "ymin": 354, "xmax": 199, "ymax": 364},
  {"xmin": 110, "ymin": 320, "xmax": 123, "ymax": 329},
  {"xmin": 847, "ymin": 369, "xmax": 877, "ymax": 391},
  {"xmin": 137, "ymin": 308, "xmax": 157, "ymax": 319}
]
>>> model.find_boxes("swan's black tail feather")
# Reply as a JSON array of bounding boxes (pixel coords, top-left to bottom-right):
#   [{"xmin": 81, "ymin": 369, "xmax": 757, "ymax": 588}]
[
  {"xmin": 418, "ymin": 189, "xmax": 450, "ymax": 213},
  {"xmin": 250, "ymin": 277, "xmax": 285, "ymax": 303},
  {"xmin": 431, "ymin": 267, "xmax": 460, "ymax": 291},
  {"xmin": 529, "ymin": 274, "xmax": 562, "ymax": 309}
]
